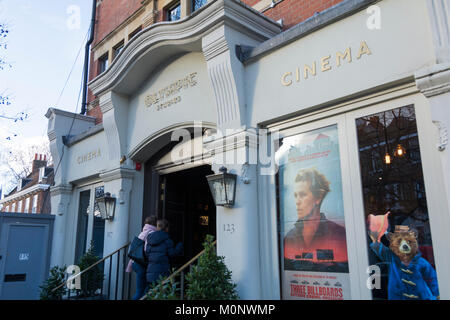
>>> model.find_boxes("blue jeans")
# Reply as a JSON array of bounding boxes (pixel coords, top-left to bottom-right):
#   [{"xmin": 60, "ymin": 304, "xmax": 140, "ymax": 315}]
[{"xmin": 131, "ymin": 261, "xmax": 147, "ymax": 300}]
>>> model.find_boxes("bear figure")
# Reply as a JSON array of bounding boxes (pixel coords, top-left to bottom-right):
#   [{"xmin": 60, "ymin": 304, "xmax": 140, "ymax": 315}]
[{"xmin": 368, "ymin": 219, "xmax": 439, "ymax": 300}]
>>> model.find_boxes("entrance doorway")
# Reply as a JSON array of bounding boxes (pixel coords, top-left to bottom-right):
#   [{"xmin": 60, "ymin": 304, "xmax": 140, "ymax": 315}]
[
  {"xmin": 158, "ymin": 165, "xmax": 216, "ymax": 268},
  {"xmin": 157, "ymin": 165, "xmax": 216, "ymax": 268}
]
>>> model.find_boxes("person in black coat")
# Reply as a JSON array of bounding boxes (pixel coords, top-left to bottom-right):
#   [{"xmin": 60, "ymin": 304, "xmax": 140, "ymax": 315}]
[{"xmin": 145, "ymin": 219, "xmax": 183, "ymax": 285}]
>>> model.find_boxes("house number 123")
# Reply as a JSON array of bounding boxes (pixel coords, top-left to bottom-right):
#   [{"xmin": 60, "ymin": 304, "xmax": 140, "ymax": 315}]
[{"xmin": 223, "ymin": 224, "xmax": 236, "ymax": 234}]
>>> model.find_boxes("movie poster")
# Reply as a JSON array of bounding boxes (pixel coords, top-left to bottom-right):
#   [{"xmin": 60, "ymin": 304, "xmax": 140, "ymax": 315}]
[{"xmin": 276, "ymin": 125, "xmax": 351, "ymax": 300}]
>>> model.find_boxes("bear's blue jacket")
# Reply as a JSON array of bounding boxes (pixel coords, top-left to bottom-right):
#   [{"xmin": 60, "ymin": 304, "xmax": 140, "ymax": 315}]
[{"xmin": 370, "ymin": 242, "xmax": 439, "ymax": 300}]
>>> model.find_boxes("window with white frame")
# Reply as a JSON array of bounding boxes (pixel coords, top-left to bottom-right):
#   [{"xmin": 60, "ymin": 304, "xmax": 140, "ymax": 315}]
[
  {"xmin": 98, "ymin": 53, "xmax": 109, "ymax": 74},
  {"xmin": 25, "ymin": 197, "xmax": 30, "ymax": 213},
  {"xmin": 11, "ymin": 202, "xmax": 16, "ymax": 212},
  {"xmin": 167, "ymin": 1, "xmax": 181, "ymax": 21},
  {"xmin": 274, "ymin": 101, "xmax": 441, "ymax": 300},
  {"xmin": 17, "ymin": 200, "xmax": 22, "ymax": 212},
  {"xmin": 192, "ymin": 0, "xmax": 207, "ymax": 12},
  {"xmin": 32, "ymin": 194, "xmax": 38, "ymax": 213}
]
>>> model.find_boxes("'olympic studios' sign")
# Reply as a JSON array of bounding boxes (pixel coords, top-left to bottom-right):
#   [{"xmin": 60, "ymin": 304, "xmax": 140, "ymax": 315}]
[{"xmin": 145, "ymin": 72, "xmax": 198, "ymax": 111}]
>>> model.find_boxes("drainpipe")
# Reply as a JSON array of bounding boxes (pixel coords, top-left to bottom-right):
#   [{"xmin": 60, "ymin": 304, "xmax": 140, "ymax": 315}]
[{"xmin": 80, "ymin": 0, "xmax": 97, "ymax": 115}]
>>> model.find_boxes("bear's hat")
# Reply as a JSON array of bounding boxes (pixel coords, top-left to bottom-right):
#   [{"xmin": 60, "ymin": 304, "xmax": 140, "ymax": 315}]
[{"xmin": 394, "ymin": 225, "xmax": 410, "ymax": 233}]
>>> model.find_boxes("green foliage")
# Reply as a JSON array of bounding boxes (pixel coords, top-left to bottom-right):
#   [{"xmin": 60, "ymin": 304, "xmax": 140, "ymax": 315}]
[
  {"xmin": 76, "ymin": 243, "xmax": 104, "ymax": 298},
  {"xmin": 145, "ymin": 272, "xmax": 179, "ymax": 300},
  {"xmin": 185, "ymin": 234, "xmax": 239, "ymax": 300},
  {"xmin": 39, "ymin": 265, "xmax": 67, "ymax": 300}
]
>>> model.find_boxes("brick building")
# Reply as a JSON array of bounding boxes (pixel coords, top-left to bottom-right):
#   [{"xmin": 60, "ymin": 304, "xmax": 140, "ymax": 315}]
[
  {"xmin": 86, "ymin": 0, "xmax": 344, "ymax": 124},
  {"xmin": 46, "ymin": 0, "xmax": 450, "ymax": 300},
  {"xmin": 0, "ymin": 154, "xmax": 54, "ymax": 215}
]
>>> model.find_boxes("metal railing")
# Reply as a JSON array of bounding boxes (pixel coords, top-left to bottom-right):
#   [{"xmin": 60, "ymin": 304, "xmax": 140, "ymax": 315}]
[
  {"xmin": 52, "ymin": 239, "xmax": 216, "ymax": 300},
  {"xmin": 53, "ymin": 242, "xmax": 132, "ymax": 300},
  {"xmin": 141, "ymin": 240, "xmax": 217, "ymax": 300}
]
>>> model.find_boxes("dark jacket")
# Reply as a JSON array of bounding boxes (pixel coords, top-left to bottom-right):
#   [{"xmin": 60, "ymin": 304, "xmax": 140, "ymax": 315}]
[{"xmin": 145, "ymin": 230, "xmax": 183, "ymax": 284}]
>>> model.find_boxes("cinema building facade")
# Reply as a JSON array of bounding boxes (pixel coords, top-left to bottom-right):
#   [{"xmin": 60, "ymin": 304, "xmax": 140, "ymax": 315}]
[{"xmin": 46, "ymin": 0, "xmax": 450, "ymax": 300}]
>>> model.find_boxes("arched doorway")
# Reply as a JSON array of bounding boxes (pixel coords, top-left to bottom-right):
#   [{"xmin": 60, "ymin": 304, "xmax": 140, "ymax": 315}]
[{"xmin": 140, "ymin": 127, "xmax": 216, "ymax": 269}]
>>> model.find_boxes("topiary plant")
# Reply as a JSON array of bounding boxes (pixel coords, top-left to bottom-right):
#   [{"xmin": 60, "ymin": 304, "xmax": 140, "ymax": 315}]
[
  {"xmin": 185, "ymin": 234, "xmax": 239, "ymax": 300},
  {"xmin": 76, "ymin": 242, "xmax": 104, "ymax": 298},
  {"xmin": 39, "ymin": 265, "xmax": 67, "ymax": 300}
]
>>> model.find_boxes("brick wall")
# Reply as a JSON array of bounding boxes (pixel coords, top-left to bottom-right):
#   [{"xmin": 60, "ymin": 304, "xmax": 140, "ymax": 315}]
[
  {"xmin": 259, "ymin": 0, "xmax": 344, "ymax": 29},
  {"xmin": 87, "ymin": 104, "xmax": 103, "ymax": 125},
  {"xmin": 93, "ymin": 0, "xmax": 144, "ymax": 48},
  {"xmin": 87, "ymin": 0, "xmax": 143, "ymax": 116},
  {"xmin": 1, "ymin": 191, "xmax": 50, "ymax": 214},
  {"xmin": 86, "ymin": 0, "xmax": 344, "ymax": 122}
]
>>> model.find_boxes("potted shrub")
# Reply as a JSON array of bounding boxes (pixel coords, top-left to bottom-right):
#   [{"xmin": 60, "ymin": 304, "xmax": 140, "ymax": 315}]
[
  {"xmin": 39, "ymin": 265, "xmax": 67, "ymax": 300},
  {"xmin": 185, "ymin": 235, "xmax": 239, "ymax": 300},
  {"xmin": 74, "ymin": 243, "xmax": 105, "ymax": 299},
  {"xmin": 145, "ymin": 272, "xmax": 179, "ymax": 300}
]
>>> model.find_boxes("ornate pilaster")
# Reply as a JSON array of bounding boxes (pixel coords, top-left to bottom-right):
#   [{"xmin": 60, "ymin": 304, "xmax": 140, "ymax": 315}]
[
  {"xmin": 99, "ymin": 167, "xmax": 135, "ymax": 300},
  {"xmin": 99, "ymin": 91, "xmax": 131, "ymax": 168},
  {"xmin": 203, "ymin": 128, "xmax": 262, "ymax": 299},
  {"xmin": 201, "ymin": 1, "xmax": 282, "ymax": 131},
  {"xmin": 426, "ymin": 0, "xmax": 450, "ymax": 64},
  {"xmin": 49, "ymin": 184, "xmax": 73, "ymax": 267},
  {"xmin": 415, "ymin": 63, "xmax": 450, "ymax": 151},
  {"xmin": 414, "ymin": 0, "xmax": 450, "ymax": 299}
]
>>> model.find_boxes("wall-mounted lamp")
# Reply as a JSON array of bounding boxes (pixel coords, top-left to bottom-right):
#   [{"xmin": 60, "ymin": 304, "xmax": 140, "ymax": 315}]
[
  {"xmin": 206, "ymin": 166, "xmax": 237, "ymax": 208},
  {"xmin": 97, "ymin": 192, "xmax": 116, "ymax": 220}
]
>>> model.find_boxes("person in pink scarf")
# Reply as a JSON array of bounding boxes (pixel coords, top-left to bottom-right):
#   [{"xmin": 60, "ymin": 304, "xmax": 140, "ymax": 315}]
[{"xmin": 126, "ymin": 215, "xmax": 157, "ymax": 300}]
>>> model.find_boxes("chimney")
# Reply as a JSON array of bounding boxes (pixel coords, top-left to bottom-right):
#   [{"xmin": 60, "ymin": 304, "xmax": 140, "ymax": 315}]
[{"xmin": 32, "ymin": 153, "xmax": 48, "ymax": 173}]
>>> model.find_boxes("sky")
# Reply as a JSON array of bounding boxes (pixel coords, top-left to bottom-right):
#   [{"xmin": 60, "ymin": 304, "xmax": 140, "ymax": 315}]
[{"xmin": 0, "ymin": 0, "xmax": 93, "ymax": 193}]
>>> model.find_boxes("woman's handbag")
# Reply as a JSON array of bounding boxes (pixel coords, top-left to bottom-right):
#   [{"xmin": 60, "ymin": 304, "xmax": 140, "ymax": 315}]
[{"xmin": 127, "ymin": 236, "xmax": 147, "ymax": 267}]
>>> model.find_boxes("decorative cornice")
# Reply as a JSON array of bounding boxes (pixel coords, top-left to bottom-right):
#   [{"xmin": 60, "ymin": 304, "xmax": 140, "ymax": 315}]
[
  {"xmin": 415, "ymin": 62, "xmax": 450, "ymax": 97},
  {"xmin": 99, "ymin": 92, "xmax": 114, "ymax": 114},
  {"xmin": 65, "ymin": 124, "xmax": 104, "ymax": 147},
  {"xmin": 204, "ymin": 128, "xmax": 259, "ymax": 156},
  {"xmin": 0, "ymin": 184, "xmax": 52, "ymax": 204},
  {"xmin": 45, "ymin": 108, "xmax": 96, "ymax": 123},
  {"xmin": 50, "ymin": 184, "xmax": 73, "ymax": 197},
  {"xmin": 99, "ymin": 167, "xmax": 136, "ymax": 183},
  {"xmin": 203, "ymin": 35, "xmax": 230, "ymax": 62},
  {"xmin": 88, "ymin": 0, "xmax": 281, "ymax": 96}
]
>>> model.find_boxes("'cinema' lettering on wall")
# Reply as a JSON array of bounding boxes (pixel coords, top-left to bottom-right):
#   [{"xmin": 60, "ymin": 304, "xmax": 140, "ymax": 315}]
[
  {"xmin": 77, "ymin": 148, "xmax": 102, "ymax": 164},
  {"xmin": 280, "ymin": 41, "xmax": 372, "ymax": 86}
]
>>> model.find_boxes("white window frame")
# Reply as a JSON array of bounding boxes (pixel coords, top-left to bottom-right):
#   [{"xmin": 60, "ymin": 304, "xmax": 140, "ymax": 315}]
[
  {"xmin": 259, "ymin": 84, "xmax": 448, "ymax": 300},
  {"xmin": 25, "ymin": 197, "xmax": 30, "ymax": 213},
  {"xmin": 72, "ymin": 181, "xmax": 105, "ymax": 263},
  {"xmin": 32, "ymin": 194, "xmax": 38, "ymax": 213}
]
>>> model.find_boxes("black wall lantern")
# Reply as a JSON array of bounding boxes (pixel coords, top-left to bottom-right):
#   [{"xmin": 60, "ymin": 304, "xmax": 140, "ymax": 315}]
[
  {"xmin": 206, "ymin": 166, "xmax": 237, "ymax": 207},
  {"xmin": 97, "ymin": 192, "xmax": 116, "ymax": 220}
]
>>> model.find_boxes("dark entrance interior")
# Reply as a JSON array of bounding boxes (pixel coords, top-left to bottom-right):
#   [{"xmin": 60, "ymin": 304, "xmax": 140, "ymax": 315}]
[{"xmin": 157, "ymin": 165, "xmax": 216, "ymax": 268}]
